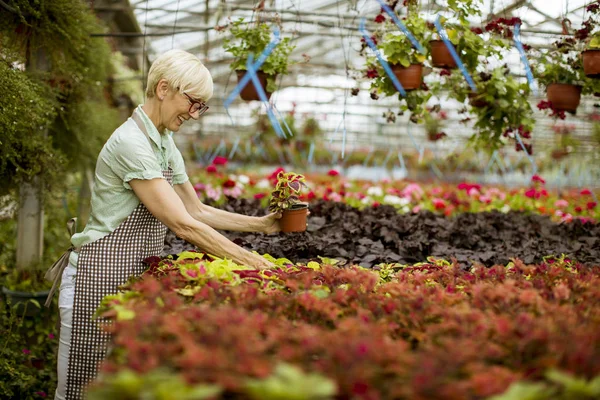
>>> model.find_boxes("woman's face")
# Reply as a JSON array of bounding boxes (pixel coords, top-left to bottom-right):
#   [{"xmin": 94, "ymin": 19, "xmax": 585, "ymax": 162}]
[{"xmin": 162, "ymin": 89, "xmax": 203, "ymax": 132}]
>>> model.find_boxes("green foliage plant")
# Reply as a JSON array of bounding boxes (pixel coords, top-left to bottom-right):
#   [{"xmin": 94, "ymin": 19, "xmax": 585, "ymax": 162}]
[
  {"xmin": 268, "ymin": 172, "xmax": 308, "ymax": 213},
  {"xmin": 222, "ymin": 18, "xmax": 297, "ymax": 93}
]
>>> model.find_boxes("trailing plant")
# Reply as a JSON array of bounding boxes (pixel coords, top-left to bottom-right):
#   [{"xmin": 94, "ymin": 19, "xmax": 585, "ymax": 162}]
[
  {"xmin": 222, "ymin": 18, "xmax": 297, "ymax": 93},
  {"xmin": 269, "ymin": 172, "xmax": 308, "ymax": 213}
]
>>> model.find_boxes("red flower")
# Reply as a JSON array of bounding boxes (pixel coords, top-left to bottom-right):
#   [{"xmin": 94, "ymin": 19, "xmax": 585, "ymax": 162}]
[
  {"xmin": 213, "ymin": 156, "xmax": 228, "ymax": 165},
  {"xmin": 432, "ymin": 199, "xmax": 446, "ymax": 210},
  {"xmin": 525, "ymin": 188, "xmax": 536, "ymax": 198},
  {"xmin": 588, "ymin": 201, "xmax": 597, "ymax": 210},
  {"xmin": 374, "ymin": 13, "xmax": 386, "ymax": 23},
  {"xmin": 253, "ymin": 193, "xmax": 266, "ymax": 200},
  {"xmin": 269, "ymin": 167, "xmax": 285, "ymax": 180},
  {"xmin": 575, "ymin": 206, "xmax": 583, "ymax": 213},
  {"xmin": 581, "ymin": 189, "xmax": 592, "ymax": 195},
  {"xmin": 372, "ymin": 201, "xmax": 381, "ymax": 207},
  {"xmin": 365, "ymin": 69, "xmax": 379, "ymax": 79},
  {"xmin": 470, "ymin": 27, "xmax": 483, "ymax": 34},
  {"xmin": 206, "ymin": 164, "xmax": 217, "ymax": 173},
  {"xmin": 327, "ymin": 169, "xmax": 339, "ymax": 176},
  {"xmin": 307, "ymin": 191, "xmax": 316, "ymax": 200},
  {"xmin": 222, "ymin": 179, "xmax": 236, "ymax": 188},
  {"xmin": 531, "ymin": 175, "xmax": 545, "ymax": 184}
]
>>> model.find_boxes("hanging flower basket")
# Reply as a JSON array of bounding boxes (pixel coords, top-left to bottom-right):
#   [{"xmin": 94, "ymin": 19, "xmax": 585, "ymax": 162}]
[
  {"xmin": 390, "ymin": 64, "xmax": 423, "ymax": 91},
  {"xmin": 546, "ymin": 83, "xmax": 582, "ymax": 113},
  {"xmin": 430, "ymin": 40, "xmax": 457, "ymax": 69},
  {"xmin": 236, "ymin": 70, "xmax": 274, "ymax": 101},
  {"xmin": 582, "ymin": 50, "xmax": 600, "ymax": 78}
]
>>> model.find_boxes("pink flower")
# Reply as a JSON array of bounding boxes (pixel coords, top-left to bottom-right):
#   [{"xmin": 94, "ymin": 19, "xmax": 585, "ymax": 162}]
[
  {"xmin": 327, "ymin": 169, "xmax": 340, "ymax": 176},
  {"xmin": 213, "ymin": 156, "xmax": 228, "ymax": 165},
  {"xmin": 22, "ymin": 349, "xmax": 30, "ymax": 355},
  {"xmin": 468, "ymin": 187, "xmax": 480, "ymax": 197},
  {"xmin": 35, "ymin": 392, "xmax": 47, "ymax": 398},
  {"xmin": 581, "ymin": 189, "xmax": 592, "ymax": 195},
  {"xmin": 554, "ymin": 199, "xmax": 569, "ymax": 208},
  {"xmin": 193, "ymin": 182, "xmax": 206, "ymax": 191},
  {"xmin": 479, "ymin": 195, "xmax": 492, "ymax": 204},
  {"xmin": 253, "ymin": 193, "xmax": 266, "ymax": 200},
  {"xmin": 561, "ymin": 213, "xmax": 573, "ymax": 223},
  {"xmin": 431, "ymin": 187, "xmax": 442, "ymax": 195},
  {"xmin": 206, "ymin": 164, "xmax": 217, "ymax": 173},
  {"xmin": 48, "ymin": 333, "xmax": 55, "ymax": 340},
  {"xmin": 412, "ymin": 205, "xmax": 421, "ymax": 213},
  {"xmin": 531, "ymin": 174, "xmax": 545, "ymax": 184}
]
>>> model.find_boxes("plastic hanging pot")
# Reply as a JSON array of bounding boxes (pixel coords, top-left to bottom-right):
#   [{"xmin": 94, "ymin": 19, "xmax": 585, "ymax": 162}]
[
  {"xmin": 280, "ymin": 203, "xmax": 309, "ymax": 233},
  {"xmin": 236, "ymin": 70, "xmax": 274, "ymax": 101},
  {"xmin": 430, "ymin": 40, "xmax": 457, "ymax": 69},
  {"xmin": 582, "ymin": 50, "xmax": 600, "ymax": 78},
  {"xmin": 546, "ymin": 83, "xmax": 582, "ymax": 113},
  {"xmin": 390, "ymin": 64, "xmax": 423, "ymax": 91}
]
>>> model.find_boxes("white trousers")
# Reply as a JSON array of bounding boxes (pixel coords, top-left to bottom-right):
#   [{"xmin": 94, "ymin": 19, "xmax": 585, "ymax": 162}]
[{"xmin": 54, "ymin": 264, "xmax": 77, "ymax": 400}]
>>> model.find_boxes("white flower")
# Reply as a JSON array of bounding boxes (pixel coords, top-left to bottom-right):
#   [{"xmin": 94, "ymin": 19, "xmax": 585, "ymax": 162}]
[
  {"xmin": 237, "ymin": 174, "xmax": 250, "ymax": 185},
  {"xmin": 501, "ymin": 204, "xmax": 510, "ymax": 213},
  {"xmin": 255, "ymin": 179, "xmax": 271, "ymax": 189},
  {"xmin": 383, "ymin": 195, "xmax": 410, "ymax": 206},
  {"xmin": 367, "ymin": 186, "xmax": 383, "ymax": 196},
  {"xmin": 361, "ymin": 196, "xmax": 372, "ymax": 204}
]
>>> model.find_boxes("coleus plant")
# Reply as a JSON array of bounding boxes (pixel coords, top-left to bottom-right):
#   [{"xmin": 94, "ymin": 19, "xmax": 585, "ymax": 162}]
[{"xmin": 268, "ymin": 171, "xmax": 308, "ymax": 213}]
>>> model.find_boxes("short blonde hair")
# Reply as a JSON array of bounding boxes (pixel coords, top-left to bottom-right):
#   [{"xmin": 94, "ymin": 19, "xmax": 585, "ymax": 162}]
[{"xmin": 145, "ymin": 49, "xmax": 213, "ymax": 101}]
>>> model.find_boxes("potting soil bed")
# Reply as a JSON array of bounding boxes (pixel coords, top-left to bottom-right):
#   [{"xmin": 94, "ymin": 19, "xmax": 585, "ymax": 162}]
[{"xmin": 163, "ymin": 199, "xmax": 600, "ymax": 267}]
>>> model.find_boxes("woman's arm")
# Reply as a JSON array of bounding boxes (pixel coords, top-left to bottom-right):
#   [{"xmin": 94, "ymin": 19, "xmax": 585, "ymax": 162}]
[
  {"xmin": 173, "ymin": 180, "xmax": 280, "ymax": 234},
  {"xmin": 129, "ymin": 178, "xmax": 274, "ymax": 269}
]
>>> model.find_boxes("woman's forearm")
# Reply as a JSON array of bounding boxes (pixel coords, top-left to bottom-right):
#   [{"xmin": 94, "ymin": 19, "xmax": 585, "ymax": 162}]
[
  {"xmin": 191, "ymin": 203, "xmax": 265, "ymax": 232},
  {"xmin": 175, "ymin": 218, "xmax": 267, "ymax": 267}
]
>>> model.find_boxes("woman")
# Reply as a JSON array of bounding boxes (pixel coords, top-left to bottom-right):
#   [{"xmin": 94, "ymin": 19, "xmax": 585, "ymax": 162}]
[{"xmin": 54, "ymin": 49, "xmax": 280, "ymax": 400}]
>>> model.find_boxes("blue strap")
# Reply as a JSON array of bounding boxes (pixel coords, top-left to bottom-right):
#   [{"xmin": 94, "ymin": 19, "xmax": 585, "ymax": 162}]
[
  {"xmin": 228, "ymin": 136, "xmax": 241, "ymax": 159},
  {"xmin": 513, "ymin": 24, "xmax": 537, "ymax": 96},
  {"xmin": 245, "ymin": 54, "xmax": 286, "ymax": 139},
  {"xmin": 375, "ymin": 0, "xmax": 426, "ymax": 55},
  {"xmin": 307, "ymin": 141, "xmax": 315, "ymax": 164},
  {"xmin": 434, "ymin": 16, "xmax": 477, "ymax": 92},
  {"xmin": 359, "ymin": 18, "xmax": 407, "ymax": 97}
]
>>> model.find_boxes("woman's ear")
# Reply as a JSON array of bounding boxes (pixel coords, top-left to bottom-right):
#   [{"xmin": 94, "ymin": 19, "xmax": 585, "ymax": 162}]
[{"xmin": 156, "ymin": 79, "xmax": 169, "ymax": 100}]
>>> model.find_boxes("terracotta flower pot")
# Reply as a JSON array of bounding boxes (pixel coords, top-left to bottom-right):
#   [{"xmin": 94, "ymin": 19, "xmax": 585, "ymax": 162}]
[
  {"xmin": 583, "ymin": 50, "xmax": 600, "ymax": 78},
  {"xmin": 236, "ymin": 70, "xmax": 274, "ymax": 101},
  {"xmin": 430, "ymin": 40, "xmax": 457, "ymax": 69},
  {"xmin": 390, "ymin": 64, "xmax": 423, "ymax": 91},
  {"xmin": 546, "ymin": 83, "xmax": 582, "ymax": 113},
  {"xmin": 280, "ymin": 203, "xmax": 309, "ymax": 233}
]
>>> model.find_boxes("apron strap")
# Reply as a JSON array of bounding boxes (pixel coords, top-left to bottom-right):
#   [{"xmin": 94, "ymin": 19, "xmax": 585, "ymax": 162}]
[
  {"xmin": 44, "ymin": 218, "xmax": 79, "ymax": 308},
  {"xmin": 131, "ymin": 109, "xmax": 156, "ymax": 149}
]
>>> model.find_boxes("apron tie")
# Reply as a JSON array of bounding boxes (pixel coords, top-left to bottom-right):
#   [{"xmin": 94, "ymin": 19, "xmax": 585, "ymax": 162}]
[{"xmin": 44, "ymin": 218, "xmax": 79, "ymax": 307}]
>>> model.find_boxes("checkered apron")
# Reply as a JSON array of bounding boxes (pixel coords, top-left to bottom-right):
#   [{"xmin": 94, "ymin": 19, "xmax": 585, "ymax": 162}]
[{"xmin": 65, "ymin": 111, "xmax": 173, "ymax": 399}]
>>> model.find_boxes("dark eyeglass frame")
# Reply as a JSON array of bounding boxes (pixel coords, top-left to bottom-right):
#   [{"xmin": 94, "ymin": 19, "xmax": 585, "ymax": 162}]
[{"xmin": 183, "ymin": 92, "xmax": 209, "ymax": 116}]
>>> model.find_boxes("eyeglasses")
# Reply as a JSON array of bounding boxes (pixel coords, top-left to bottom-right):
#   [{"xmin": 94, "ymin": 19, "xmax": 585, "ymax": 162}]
[{"xmin": 183, "ymin": 92, "xmax": 209, "ymax": 117}]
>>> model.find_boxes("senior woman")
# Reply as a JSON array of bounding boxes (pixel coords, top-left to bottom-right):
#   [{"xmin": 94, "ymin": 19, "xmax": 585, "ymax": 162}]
[{"xmin": 53, "ymin": 49, "xmax": 280, "ymax": 400}]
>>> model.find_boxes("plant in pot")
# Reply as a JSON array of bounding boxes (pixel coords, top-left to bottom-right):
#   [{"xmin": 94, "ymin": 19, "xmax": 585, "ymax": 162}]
[
  {"xmin": 445, "ymin": 65, "xmax": 535, "ymax": 153},
  {"xmin": 222, "ymin": 18, "xmax": 297, "ymax": 101},
  {"xmin": 295, "ymin": 115, "xmax": 323, "ymax": 152},
  {"xmin": 550, "ymin": 123, "xmax": 578, "ymax": 160},
  {"xmin": 269, "ymin": 171, "xmax": 309, "ymax": 233},
  {"xmin": 577, "ymin": 1, "xmax": 600, "ymax": 78},
  {"xmin": 423, "ymin": 106, "xmax": 448, "ymax": 142}
]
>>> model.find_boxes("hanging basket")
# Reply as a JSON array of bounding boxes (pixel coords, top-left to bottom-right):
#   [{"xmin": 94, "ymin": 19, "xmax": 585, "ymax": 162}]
[
  {"xmin": 390, "ymin": 64, "xmax": 423, "ymax": 91},
  {"xmin": 280, "ymin": 203, "xmax": 309, "ymax": 233},
  {"xmin": 582, "ymin": 50, "xmax": 600, "ymax": 78},
  {"xmin": 546, "ymin": 83, "xmax": 582, "ymax": 113},
  {"xmin": 236, "ymin": 70, "xmax": 274, "ymax": 101},
  {"xmin": 430, "ymin": 40, "xmax": 457, "ymax": 69}
]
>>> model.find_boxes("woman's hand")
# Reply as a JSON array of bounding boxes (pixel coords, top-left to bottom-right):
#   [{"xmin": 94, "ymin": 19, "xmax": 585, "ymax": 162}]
[{"xmin": 260, "ymin": 212, "xmax": 282, "ymax": 234}]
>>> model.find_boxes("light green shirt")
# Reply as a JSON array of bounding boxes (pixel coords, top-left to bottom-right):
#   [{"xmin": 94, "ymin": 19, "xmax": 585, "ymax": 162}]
[{"xmin": 70, "ymin": 106, "xmax": 189, "ymax": 259}]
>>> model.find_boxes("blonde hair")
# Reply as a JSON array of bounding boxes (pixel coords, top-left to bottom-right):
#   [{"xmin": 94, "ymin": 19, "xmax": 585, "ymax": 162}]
[{"xmin": 145, "ymin": 49, "xmax": 213, "ymax": 101}]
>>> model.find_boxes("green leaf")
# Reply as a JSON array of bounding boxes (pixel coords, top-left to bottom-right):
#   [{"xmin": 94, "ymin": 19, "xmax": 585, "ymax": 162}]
[{"xmin": 487, "ymin": 381, "xmax": 554, "ymax": 400}]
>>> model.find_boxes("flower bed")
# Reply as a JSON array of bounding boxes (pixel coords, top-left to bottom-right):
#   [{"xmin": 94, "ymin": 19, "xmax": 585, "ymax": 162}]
[
  {"xmin": 191, "ymin": 167, "xmax": 598, "ymax": 224},
  {"xmin": 91, "ymin": 253, "xmax": 600, "ymax": 400}
]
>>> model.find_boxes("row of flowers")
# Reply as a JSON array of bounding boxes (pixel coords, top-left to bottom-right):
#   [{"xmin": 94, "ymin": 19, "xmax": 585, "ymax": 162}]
[
  {"xmin": 90, "ymin": 251, "xmax": 600, "ymax": 399},
  {"xmin": 191, "ymin": 163, "xmax": 599, "ymax": 224}
]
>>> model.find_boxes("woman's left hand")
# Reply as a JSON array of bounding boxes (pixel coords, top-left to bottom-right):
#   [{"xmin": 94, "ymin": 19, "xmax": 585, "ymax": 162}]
[{"xmin": 260, "ymin": 212, "xmax": 282, "ymax": 234}]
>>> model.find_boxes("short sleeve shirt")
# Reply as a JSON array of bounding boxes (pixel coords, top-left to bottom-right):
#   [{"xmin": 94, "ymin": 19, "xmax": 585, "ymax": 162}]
[{"xmin": 70, "ymin": 105, "xmax": 189, "ymax": 252}]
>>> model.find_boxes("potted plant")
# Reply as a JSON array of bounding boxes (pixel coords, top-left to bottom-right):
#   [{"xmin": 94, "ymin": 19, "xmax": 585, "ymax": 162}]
[
  {"xmin": 579, "ymin": 1, "xmax": 600, "ymax": 77},
  {"xmin": 423, "ymin": 107, "xmax": 448, "ymax": 141},
  {"xmin": 2, "ymin": 264, "xmax": 52, "ymax": 317},
  {"xmin": 269, "ymin": 171, "xmax": 309, "ymax": 233},
  {"xmin": 222, "ymin": 18, "xmax": 297, "ymax": 101},
  {"xmin": 550, "ymin": 123, "xmax": 578, "ymax": 160}
]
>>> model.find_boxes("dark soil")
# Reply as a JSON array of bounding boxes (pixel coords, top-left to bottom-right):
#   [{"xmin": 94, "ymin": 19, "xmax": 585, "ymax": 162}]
[{"xmin": 163, "ymin": 199, "xmax": 600, "ymax": 268}]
